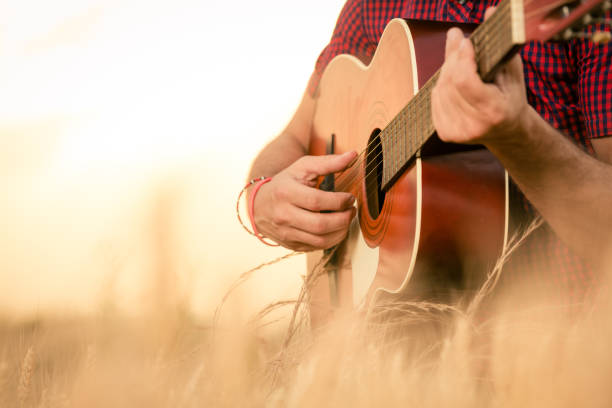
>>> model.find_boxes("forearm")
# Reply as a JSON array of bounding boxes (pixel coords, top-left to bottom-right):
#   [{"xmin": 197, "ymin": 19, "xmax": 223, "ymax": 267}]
[
  {"xmin": 248, "ymin": 132, "xmax": 307, "ymax": 181},
  {"xmin": 243, "ymin": 89, "xmax": 356, "ymax": 251},
  {"xmin": 248, "ymin": 88, "xmax": 316, "ymax": 185},
  {"xmin": 486, "ymin": 106, "xmax": 612, "ymax": 265}
]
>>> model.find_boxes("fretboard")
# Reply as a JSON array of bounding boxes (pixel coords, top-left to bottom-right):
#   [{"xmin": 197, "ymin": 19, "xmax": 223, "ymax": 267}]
[{"xmin": 380, "ymin": 0, "xmax": 525, "ymax": 190}]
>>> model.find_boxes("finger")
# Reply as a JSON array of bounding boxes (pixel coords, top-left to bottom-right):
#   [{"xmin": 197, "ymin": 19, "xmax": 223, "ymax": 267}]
[
  {"xmin": 456, "ymin": 38, "xmax": 477, "ymax": 71},
  {"xmin": 445, "ymin": 27, "xmax": 464, "ymax": 60},
  {"xmin": 433, "ymin": 66, "xmax": 495, "ymax": 142},
  {"xmin": 290, "ymin": 183, "xmax": 355, "ymax": 212},
  {"xmin": 498, "ymin": 54, "xmax": 524, "ymax": 86},
  {"xmin": 433, "ymin": 84, "xmax": 476, "ymax": 142},
  {"xmin": 294, "ymin": 151, "xmax": 358, "ymax": 179},
  {"xmin": 451, "ymin": 40, "xmax": 485, "ymax": 99},
  {"xmin": 290, "ymin": 206, "xmax": 356, "ymax": 236},
  {"xmin": 285, "ymin": 227, "xmax": 351, "ymax": 251},
  {"xmin": 454, "ymin": 39, "xmax": 503, "ymax": 106},
  {"xmin": 484, "ymin": 6, "xmax": 497, "ymax": 20},
  {"xmin": 493, "ymin": 54, "xmax": 526, "ymax": 112},
  {"xmin": 431, "ymin": 84, "xmax": 451, "ymax": 140}
]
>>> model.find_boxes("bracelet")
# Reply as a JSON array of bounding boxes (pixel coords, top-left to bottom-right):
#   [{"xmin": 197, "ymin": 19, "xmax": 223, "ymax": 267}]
[{"xmin": 236, "ymin": 177, "xmax": 280, "ymax": 247}]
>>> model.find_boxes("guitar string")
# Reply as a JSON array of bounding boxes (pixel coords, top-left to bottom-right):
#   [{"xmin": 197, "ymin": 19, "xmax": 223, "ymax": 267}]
[
  {"xmin": 323, "ymin": 0, "xmax": 517, "ymax": 200},
  {"xmin": 331, "ymin": 2, "xmax": 509, "ymax": 190},
  {"xmin": 331, "ymin": 99, "xmax": 447, "ymax": 202},
  {"xmin": 332, "ymin": 92, "xmax": 430, "ymax": 196},
  {"xmin": 332, "ymin": 86, "xmax": 435, "ymax": 195},
  {"xmin": 325, "ymin": 48, "xmax": 448, "ymax": 191},
  {"xmin": 331, "ymin": 78, "xmax": 439, "ymax": 192},
  {"xmin": 331, "ymin": 1, "xmax": 515, "ymax": 195},
  {"xmin": 326, "ymin": 0, "xmax": 516, "ymax": 194},
  {"xmin": 328, "ymin": 105, "xmax": 438, "ymax": 199}
]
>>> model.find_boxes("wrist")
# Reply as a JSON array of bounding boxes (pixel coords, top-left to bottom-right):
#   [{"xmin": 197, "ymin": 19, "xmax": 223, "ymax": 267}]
[
  {"xmin": 486, "ymin": 105, "xmax": 538, "ymax": 154},
  {"xmin": 236, "ymin": 177, "xmax": 279, "ymax": 247},
  {"xmin": 248, "ymin": 178, "xmax": 271, "ymax": 236}
]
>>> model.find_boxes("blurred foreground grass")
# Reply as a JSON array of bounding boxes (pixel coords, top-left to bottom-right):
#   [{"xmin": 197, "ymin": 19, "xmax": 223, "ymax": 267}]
[
  {"xmin": 2, "ymin": 150, "xmax": 610, "ymax": 407},
  {"xmin": 1, "ymin": 275, "xmax": 611, "ymax": 407},
  {"xmin": 9, "ymin": 2, "xmax": 612, "ymax": 405}
]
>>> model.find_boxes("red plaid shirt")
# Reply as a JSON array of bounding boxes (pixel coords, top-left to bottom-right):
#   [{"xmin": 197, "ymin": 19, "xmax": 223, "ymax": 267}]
[{"xmin": 308, "ymin": 0, "xmax": 612, "ymax": 303}]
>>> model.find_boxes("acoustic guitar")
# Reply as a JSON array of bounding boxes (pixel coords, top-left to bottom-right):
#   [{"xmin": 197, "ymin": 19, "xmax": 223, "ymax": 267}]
[{"xmin": 306, "ymin": 0, "xmax": 611, "ymax": 327}]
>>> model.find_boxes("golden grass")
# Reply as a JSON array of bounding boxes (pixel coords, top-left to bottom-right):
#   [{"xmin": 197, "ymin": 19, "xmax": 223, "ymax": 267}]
[
  {"xmin": 0, "ymin": 264, "xmax": 609, "ymax": 407},
  {"xmin": 18, "ymin": 346, "xmax": 34, "ymax": 407},
  {"xmin": 1, "ymin": 186, "xmax": 609, "ymax": 407}
]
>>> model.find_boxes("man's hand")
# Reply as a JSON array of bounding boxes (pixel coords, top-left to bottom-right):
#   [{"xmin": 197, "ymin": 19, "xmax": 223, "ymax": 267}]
[
  {"xmin": 252, "ymin": 151, "xmax": 358, "ymax": 252},
  {"xmin": 431, "ymin": 12, "xmax": 530, "ymax": 147}
]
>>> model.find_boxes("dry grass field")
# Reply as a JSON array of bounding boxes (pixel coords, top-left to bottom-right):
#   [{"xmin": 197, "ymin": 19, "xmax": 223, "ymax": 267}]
[
  {"xmin": 2, "ymin": 2, "xmax": 611, "ymax": 406},
  {"xmin": 1, "ymin": 243, "xmax": 611, "ymax": 408}
]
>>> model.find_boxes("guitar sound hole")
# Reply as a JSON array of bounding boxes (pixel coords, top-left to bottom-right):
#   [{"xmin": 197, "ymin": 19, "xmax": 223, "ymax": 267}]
[{"xmin": 365, "ymin": 129, "xmax": 386, "ymax": 219}]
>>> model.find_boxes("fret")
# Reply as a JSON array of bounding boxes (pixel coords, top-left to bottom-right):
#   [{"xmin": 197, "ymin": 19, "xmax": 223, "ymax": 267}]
[
  {"xmin": 400, "ymin": 115, "xmax": 404, "ymax": 166},
  {"xmin": 410, "ymin": 107, "xmax": 414, "ymax": 157},
  {"xmin": 381, "ymin": 0, "xmax": 527, "ymax": 189},
  {"xmin": 405, "ymin": 104, "xmax": 412, "ymax": 157},
  {"xmin": 426, "ymin": 79, "xmax": 434, "ymax": 136},
  {"xmin": 405, "ymin": 106, "xmax": 411, "ymax": 160},
  {"xmin": 381, "ymin": 127, "xmax": 388, "ymax": 182},
  {"xmin": 395, "ymin": 115, "xmax": 401, "ymax": 170},
  {"xmin": 470, "ymin": 0, "xmax": 521, "ymax": 80},
  {"xmin": 396, "ymin": 115, "xmax": 401, "ymax": 171},
  {"xmin": 390, "ymin": 120, "xmax": 397, "ymax": 173},
  {"xmin": 390, "ymin": 121, "xmax": 397, "ymax": 177},
  {"xmin": 482, "ymin": 19, "xmax": 511, "ymax": 74},
  {"xmin": 406, "ymin": 108, "xmax": 410, "ymax": 163},
  {"xmin": 400, "ymin": 109, "xmax": 412, "ymax": 161},
  {"xmin": 400, "ymin": 108, "xmax": 405, "ymax": 166},
  {"xmin": 410, "ymin": 98, "xmax": 416, "ymax": 157},
  {"xmin": 421, "ymin": 91, "xmax": 428, "ymax": 145},
  {"xmin": 403, "ymin": 105, "xmax": 414, "ymax": 159},
  {"xmin": 390, "ymin": 117, "xmax": 397, "ymax": 177},
  {"xmin": 387, "ymin": 125, "xmax": 392, "ymax": 180},
  {"xmin": 405, "ymin": 103, "xmax": 410, "ymax": 160},
  {"xmin": 386, "ymin": 125, "xmax": 392, "ymax": 178},
  {"xmin": 383, "ymin": 120, "xmax": 388, "ymax": 176},
  {"xmin": 416, "ymin": 91, "xmax": 424, "ymax": 150},
  {"xmin": 403, "ymin": 110, "xmax": 414, "ymax": 160}
]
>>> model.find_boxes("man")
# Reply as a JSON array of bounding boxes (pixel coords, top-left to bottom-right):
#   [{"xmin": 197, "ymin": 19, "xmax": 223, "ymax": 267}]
[{"xmin": 248, "ymin": 0, "xmax": 612, "ymax": 302}]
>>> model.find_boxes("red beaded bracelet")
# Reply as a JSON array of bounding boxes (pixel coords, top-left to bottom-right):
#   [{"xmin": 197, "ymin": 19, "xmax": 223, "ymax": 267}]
[{"xmin": 236, "ymin": 177, "xmax": 280, "ymax": 247}]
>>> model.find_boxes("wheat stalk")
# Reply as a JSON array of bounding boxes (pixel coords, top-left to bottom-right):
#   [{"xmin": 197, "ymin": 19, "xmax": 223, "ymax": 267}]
[
  {"xmin": 212, "ymin": 251, "xmax": 303, "ymax": 333},
  {"xmin": 18, "ymin": 346, "xmax": 34, "ymax": 407},
  {"xmin": 466, "ymin": 215, "xmax": 543, "ymax": 317},
  {"xmin": 0, "ymin": 360, "xmax": 8, "ymax": 406},
  {"xmin": 84, "ymin": 344, "xmax": 97, "ymax": 373}
]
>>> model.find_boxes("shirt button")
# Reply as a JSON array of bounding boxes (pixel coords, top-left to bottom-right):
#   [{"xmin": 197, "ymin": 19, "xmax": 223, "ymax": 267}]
[{"xmin": 457, "ymin": 0, "xmax": 466, "ymax": 4}]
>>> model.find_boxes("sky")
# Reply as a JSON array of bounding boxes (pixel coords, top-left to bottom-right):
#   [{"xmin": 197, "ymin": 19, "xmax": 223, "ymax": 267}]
[{"xmin": 0, "ymin": 0, "xmax": 345, "ymax": 319}]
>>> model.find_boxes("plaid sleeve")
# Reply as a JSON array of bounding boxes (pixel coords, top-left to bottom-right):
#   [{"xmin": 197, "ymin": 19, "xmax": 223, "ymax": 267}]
[
  {"xmin": 575, "ymin": 9, "xmax": 612, "ymax": 140},
  {"xmin": 307, "ymin": 0, "xmax": 377, "ymax": 96}
]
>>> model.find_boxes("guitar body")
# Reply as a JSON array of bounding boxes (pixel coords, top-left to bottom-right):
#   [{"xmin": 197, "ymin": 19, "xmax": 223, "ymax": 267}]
[{"xmin": 306, "ymin": 19, "xmax": 509, "ymax": 327}]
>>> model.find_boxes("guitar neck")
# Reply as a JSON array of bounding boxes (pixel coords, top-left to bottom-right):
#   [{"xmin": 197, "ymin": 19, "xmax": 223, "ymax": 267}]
[{"xmin": 380, "ymin": 0, "xmax": 524, "ymax": 191}]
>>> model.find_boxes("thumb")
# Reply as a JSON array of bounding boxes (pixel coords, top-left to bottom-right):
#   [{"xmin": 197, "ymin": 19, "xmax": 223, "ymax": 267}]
[
  {"xmin": 445, "ymin": 27, "xmax": 464, "ymax": 60},
  {"xmin": 457, "ymin": 37, "xmax": 476, "ymax": 65},
  {"xmin": 484, "ymin": 6, "xmax": 496, "ymax": 20},
  {"xmin": 296, "ymin": 151, "xmax": 358, "ymax": 177}
]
